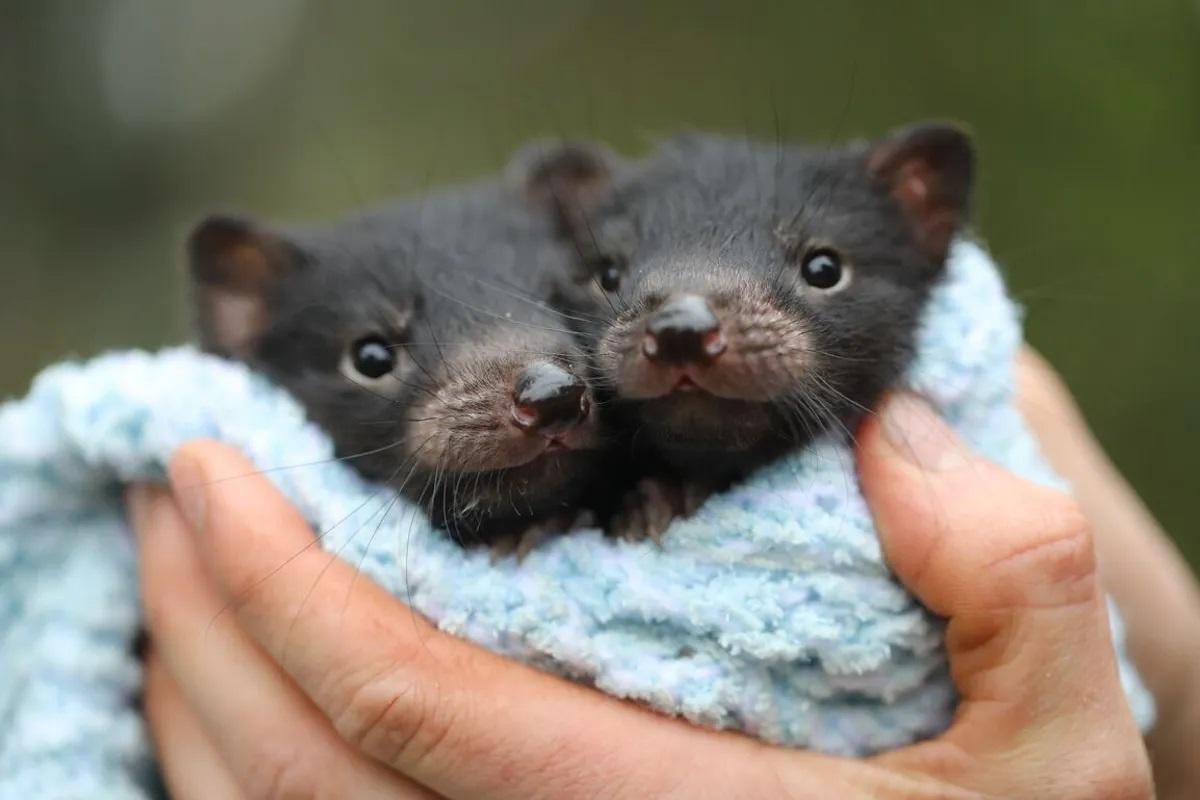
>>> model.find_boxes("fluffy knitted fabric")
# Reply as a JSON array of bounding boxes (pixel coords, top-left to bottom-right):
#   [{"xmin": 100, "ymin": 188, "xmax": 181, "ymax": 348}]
[{"xmin": 0, "ymin": 242, "xmax": 1153, "ymax": 798}]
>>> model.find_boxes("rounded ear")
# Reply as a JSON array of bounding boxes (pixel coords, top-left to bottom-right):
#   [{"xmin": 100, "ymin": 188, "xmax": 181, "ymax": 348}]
[
  {"xmin": 187, "ymin": 214, "xmax": 299, "ymax": 358},
  {"xmin": 506, "ymin": 140, "xmax": 619, "ymax": 233},
  {"xmin": 867, "ymin": 122, "xmax": 974, "ymax": 263}
]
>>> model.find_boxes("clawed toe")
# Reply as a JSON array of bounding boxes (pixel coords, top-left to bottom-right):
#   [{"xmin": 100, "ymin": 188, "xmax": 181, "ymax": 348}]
[
  {"xmin": 608, "ymin": 477, "xmax": 683, "ymax": 545},
  {"xmin": 489, "ymin": 509, "xmax": 593, "ymax": 563}
]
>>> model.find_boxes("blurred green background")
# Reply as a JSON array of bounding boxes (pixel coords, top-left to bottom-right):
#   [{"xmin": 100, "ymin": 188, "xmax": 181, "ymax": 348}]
[{"xmin": 3, "ymin": 1, "xmax": 1197, "ymax": 567}]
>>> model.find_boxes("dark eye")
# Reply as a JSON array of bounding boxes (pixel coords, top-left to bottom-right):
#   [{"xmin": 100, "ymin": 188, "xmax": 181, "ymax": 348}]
[
  {"xmin": 800, "ymin": 248, "xmax": 845, "ymax": 290},
  {"xmin": 350, "ymin": 336, "xmax": 395, "ymax": 379},
  {"xmin": 592, "ymin": 253, "xmax": 622, "ymax": 292},
  {"xmin": 600, "ymin": 266, "xmax": 621, "ymax": 292}
]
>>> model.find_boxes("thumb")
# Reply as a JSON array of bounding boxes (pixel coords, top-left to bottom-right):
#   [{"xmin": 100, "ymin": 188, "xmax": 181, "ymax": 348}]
[{"xmin": 857, "ymin": 394, "xmax": 1150, "ymax": 798}]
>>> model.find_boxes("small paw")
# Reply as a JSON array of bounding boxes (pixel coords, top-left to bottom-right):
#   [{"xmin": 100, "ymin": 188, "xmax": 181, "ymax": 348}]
[
  {"xmin": 489, "ymin": 523, "xmax": 551, "ymax": 563},
  {"xmin": 565, "ymin": 508, "xmax": 597, "ymax": 531},
  {"xmin": 487, "ymin": 532, "xmax": 521, "ymax": 563},
  {"xmin": 609, "ymin": 477, "xmax": 683, "ymax": 545},
  {"xmin": 681, "ymin": 480, "xmax": 716, "ymax": 516},
  {"xmin": 488, "ymin": 509, "xmax": 593, "ymax": 563}
]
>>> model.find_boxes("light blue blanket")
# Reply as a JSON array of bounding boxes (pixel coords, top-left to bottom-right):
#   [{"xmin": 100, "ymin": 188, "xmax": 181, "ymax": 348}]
[{"xmin": 0, "ymin": 242, "xmax": 1153, "ymax": 798}]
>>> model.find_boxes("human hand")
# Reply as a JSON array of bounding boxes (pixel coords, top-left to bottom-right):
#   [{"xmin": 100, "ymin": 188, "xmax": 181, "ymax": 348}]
[
  {"xmin": 128, "ymin": 390, "xmax": 1153, "ymax": 799},
  {"xmin": 1015, "ymin": 346, "xmax": 1200, "ymax": 799}
]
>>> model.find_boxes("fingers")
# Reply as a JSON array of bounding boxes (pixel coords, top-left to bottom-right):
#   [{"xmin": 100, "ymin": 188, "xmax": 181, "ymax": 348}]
[
  {"xmin": 1016, "ymin": 346, "xmax": 1200, "ymax": 671},
  {"xmin": 162, "ymin": 440, "xmax": 778, "ymax": 800},
  {"xmin": 1016, "ymin": 346, "xmax": 1200, "ymax": 799},
  {"xmin": 157, "ymin": 428, "xmax": 1156, "ymax": 800},
  {"xmin": 143, "ymin": 650, "xmax": 245, "ymax": 800},
  {"xmin": 861, "ymin": 394, "xmax": 1099, "ymax": 616},
  {"xmin": 128, "ymin": 484, "xmax": 437, "ymax": 800},
  {"xmin": 857, "ymin": 395, "xmax": 1151, "ymax": 797},
  {"xmin": 1016, "ymin": 347, "xmax": 1200, "ymax": 642}
]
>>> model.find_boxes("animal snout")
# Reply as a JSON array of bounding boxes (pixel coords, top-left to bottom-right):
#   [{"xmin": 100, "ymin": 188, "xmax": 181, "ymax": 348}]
[
  {"xmin": 510, "ymin": 361, "xmax": 590, "ymax": 436},
  {"xmin": 642, "ymin": 294, "xmax": 726, "ymax": 365}
]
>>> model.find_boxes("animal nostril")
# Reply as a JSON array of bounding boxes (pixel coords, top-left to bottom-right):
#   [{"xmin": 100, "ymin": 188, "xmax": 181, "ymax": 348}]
[
  {"xmin": 511, "ymin": 361, "xmax": 589, "ymax": 435},
  {"xmin": 510, "ymin": 403, "xmax": 541, "ymax": 429},
  {"xmin": 643, "ymin": 294, "xmax": 724, "ymax": 364}
]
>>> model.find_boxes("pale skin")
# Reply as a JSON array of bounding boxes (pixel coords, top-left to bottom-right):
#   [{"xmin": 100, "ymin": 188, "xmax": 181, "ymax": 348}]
[{"xmin": 126, "ymin": 348, "xmax": 1199, "ymax": 799}]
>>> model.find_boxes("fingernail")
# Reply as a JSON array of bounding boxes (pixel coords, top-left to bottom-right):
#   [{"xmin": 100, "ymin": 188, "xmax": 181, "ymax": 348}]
[
  {"xmin": 880, "ymin": 393, "xmax": 971, "ymax": 471},
  {"xmin": 167, "ymin": 453, "xmax": 207, "ymax": 532}
]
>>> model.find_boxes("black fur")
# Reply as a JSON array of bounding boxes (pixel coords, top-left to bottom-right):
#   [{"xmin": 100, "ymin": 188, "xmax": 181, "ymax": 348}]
[
  {"xmin": 550, "ymin": 124, "xmax": 974, "ymax": 485},
  {"xmin": 185, "ymin": 124, "xmax": 973, "ymax": 546},
  {"xmin": 188, "ymin": 176, "xmax": 608, "ymax": 545}
]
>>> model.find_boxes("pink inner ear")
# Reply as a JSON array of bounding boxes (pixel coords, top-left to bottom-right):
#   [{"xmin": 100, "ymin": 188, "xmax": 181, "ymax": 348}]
[
  {"xmin": 216, "ymin": 241, "xmax": 278, "ymax": 293},
  {"xmin": 893, "ymin": 161, "xmax": 933, "ymax": 212},
  {"xmin": 888, "ymin": 159, "xmax": 958, "ymax": 261},
  {"xmin": 867, "ymin": 123, "xmax": 972, "ymax": 262},
  {"xmin": 901, "ymin": 169, "xmax": 929, "ymax": 203},
  {"xmin": 203, "ymin": 287, "xmax": 265, "ymax": 358}
]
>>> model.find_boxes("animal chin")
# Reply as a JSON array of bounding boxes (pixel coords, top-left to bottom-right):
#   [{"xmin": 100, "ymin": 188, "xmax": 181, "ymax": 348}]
[
  {"xmin": 497, "ymin": 438, "xmax": 568, "ymax": 469},
  {"xmin": 503, "ymin": 426, "xmax": 599, "ymax": 468},
  {"xmin": 638, "ymin": 393, "xmax": 772, "ymax": 451},
  {"xmin": 487, "ymin": 447, "xmax": 590, "ymax": 501}
]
